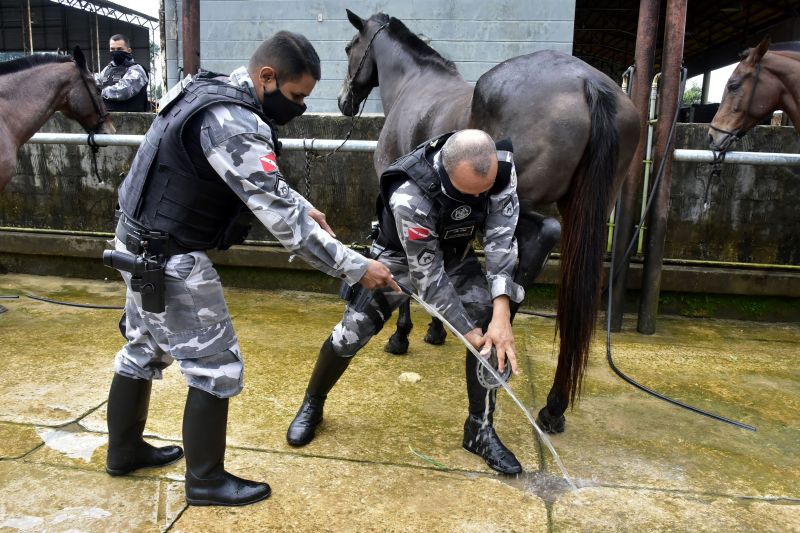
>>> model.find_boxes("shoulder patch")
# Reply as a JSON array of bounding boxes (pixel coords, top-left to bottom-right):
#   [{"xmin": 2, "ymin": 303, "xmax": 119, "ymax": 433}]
[{"xmin": 417, "ymin": 249, "xmax": 435, "ymax": 266}]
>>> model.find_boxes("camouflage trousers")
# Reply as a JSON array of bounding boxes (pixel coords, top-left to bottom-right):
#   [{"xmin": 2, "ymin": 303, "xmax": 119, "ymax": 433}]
[
  {"xmin": 330, "ymin": 244, "xmax": 492, "ymax": 357},
  {"xmin": 112, "ymin": 238, "xmax": 243, "ymax": 398}
]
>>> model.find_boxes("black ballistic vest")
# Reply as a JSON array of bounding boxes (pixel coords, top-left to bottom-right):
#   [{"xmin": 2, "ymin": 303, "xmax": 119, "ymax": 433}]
[
  {"xmin": 99, "ymin": 62, "xmax": 149, "ymax": 112},
  {"xmin": 118, "ymin": 72, "xmax": 272, "ymax": 251},
  {"xmin": 376, "ymin": 132, "xmax": 513, "ymax": 259}
]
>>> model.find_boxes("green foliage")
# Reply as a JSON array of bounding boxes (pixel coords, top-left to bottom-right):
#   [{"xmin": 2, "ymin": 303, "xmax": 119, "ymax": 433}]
[{"xmin": 683, "ymin": 81, "xmax": 702, "ymax": 105}]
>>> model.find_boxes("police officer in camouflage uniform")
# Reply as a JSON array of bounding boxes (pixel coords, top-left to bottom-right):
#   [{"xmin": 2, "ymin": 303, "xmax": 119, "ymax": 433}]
[
  {"xmin": 94, "ymin": 34, "xmax": 149, "ymax": 112},
  {"xmin": 105, "ymin": 31, "xmax": 399, "ymax": 507},
  {"xmin": 287, "ymin": 129, "xmax": 526, "ymax": 475}
]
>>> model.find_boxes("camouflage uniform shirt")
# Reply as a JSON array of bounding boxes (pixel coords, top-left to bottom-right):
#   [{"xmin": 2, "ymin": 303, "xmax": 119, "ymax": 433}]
[
  {"xmin": 389, "ymin": 158, "xmax": 525, "ymax": 334},
  {"xmin": 200, "ymin": 67, "xmax": 369, "ymax": 285},
  {"xmin": 95, "ymin": 60, "xmax": 148, "ymax": 101}
]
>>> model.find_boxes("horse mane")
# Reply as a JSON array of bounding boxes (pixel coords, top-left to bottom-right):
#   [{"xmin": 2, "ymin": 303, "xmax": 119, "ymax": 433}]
[
  {"xmin": 770, "ymin": 41, "xmax": 800, "ymax": 53},
  {"xmin": 371, "ymin": 13, "xmax": 459, "ymax": 74},
  {"xmin": 739, "ymin": 41, "xmax": 800, "ymax": 59},
  {"xmin": 0, "ymin": 53, "xmax": 72, "ymax": 76}
]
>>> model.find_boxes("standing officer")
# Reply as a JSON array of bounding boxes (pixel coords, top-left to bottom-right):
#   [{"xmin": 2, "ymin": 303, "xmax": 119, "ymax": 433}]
[
  {"xmin": 286, "ymin": 129, "xmax": 526, "ymax": 475},
  {"xmin": 95, "ymin": 34, "xmax": 149, "ymax": 111},
  {"xmin": 104, "ymin": 31, "xmax": 399, "ymax": 507}
]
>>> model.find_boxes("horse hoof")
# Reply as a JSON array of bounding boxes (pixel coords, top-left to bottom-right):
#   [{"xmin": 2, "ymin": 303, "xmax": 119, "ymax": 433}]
[
  {"xmin": 536, "ymin": 406, "xmax": 566, "ymax": 434},
  {"xmin": 423, "ymin": 322, "xmax": 446, "ymax": 345},
  {"xmin": 384, "ymin": 333, "xmax": 409, "ymax": 355}
]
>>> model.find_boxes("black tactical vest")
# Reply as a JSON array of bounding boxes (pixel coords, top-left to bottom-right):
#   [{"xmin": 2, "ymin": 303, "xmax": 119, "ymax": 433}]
[
  {"xmin": 99, "ymin": 62, "xmax": 149, "ymax": 112},
  {"xmin": 118, "ymin": 72, "xmax": 272, "ymax": 251},
  {"xmin": 376, "ymin": 132, "xmax": 514, "ymax": 259}
]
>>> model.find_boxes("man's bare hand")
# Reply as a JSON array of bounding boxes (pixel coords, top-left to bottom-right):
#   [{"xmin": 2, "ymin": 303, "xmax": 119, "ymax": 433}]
[
  {"xmin": 359, "ymin": 259, "xmax": 401, "ymax": 292},
  {"xmin": 464, "ymin": 327, "xmax": 484, "ymax": 350},
  {"xmin": 309, "ymin": 208, "xmax": 336, "ymax": 238},
  {"xmin": 481, "ymin": 296, "xmax": 518, "ymax": 375}
]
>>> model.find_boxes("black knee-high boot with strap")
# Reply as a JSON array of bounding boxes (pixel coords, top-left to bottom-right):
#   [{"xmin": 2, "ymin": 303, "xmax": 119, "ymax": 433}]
[
  {"xmin": 106, "ymin": 373, "xmax": 184, "ymax": 476},
  {"xmin": 462, "ymin": 351, "xmax": 522, "ymax": 475},
  {"xmin": 286, "ymin": 336, "xmax": 352, "ymax": 447}
]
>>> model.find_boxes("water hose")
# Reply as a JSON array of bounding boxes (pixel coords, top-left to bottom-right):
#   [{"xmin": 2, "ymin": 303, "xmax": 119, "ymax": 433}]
[{"xmin": 396, "ymin": 282, "xmax": 577, "ymax": 489}]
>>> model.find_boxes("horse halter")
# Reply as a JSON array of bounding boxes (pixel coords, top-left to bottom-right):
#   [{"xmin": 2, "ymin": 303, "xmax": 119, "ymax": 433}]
[
  {"xmin": 708, "ymin": 58, "xmax": 764, "ymax": 147},
  {"xmin": 344, "ymin": 22, "xmax": 390, "ymax": 113},
  {"xmin": 301, "ymin": 21, "xmax": 391, "ymax": 198},
  {"xmin": 74, "ymin": 59, "xmax": 110, "ymax": 181}
]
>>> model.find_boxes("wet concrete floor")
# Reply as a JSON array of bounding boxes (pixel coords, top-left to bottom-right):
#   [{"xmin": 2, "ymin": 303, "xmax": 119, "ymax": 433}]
[{"xmin": 0, "ymin": 273, "xmax": 797, "ymax": 532}]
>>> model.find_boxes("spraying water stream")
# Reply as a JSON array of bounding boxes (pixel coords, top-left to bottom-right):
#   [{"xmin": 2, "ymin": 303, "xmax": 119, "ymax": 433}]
[{"xmin": 398, "ymin": 284, "xmax": 577, "ymax": 490}]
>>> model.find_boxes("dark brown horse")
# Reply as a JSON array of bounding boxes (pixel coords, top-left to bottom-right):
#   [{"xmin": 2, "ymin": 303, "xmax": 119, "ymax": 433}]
[
  {"xmin": 0, "ymin": 46, "xmax": 114, "ymax": 191},
  {"xmin": 338, "ymin": 11, "xmax": 640, "ymax": 430},
  {"xmin": 709, "ymin": 36, "xmax": 800, "ymax": 151}
]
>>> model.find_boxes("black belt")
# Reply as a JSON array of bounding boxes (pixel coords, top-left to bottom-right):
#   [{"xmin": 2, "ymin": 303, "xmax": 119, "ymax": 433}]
[{"xmin": 115, "ymin": 212, "xmax": 195, "ymax": 257}]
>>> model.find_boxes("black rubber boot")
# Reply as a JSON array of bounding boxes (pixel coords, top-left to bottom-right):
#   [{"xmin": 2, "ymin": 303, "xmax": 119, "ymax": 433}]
[
  {"xmin": 287, "ymin": 337, "xmax": 352, "ymax": 447},
  {"xmin": 183, "ymin": 387, "xmax": 271, "ymax": 506},
  {"xmin": 106, "ymin": 373, "xmax": 183, "ymax": 476},
  {"xmin": 536, "ymin": 388, "xmax": 567, "ymax": 434},
  {"xmin": 462, "ymin": 352, "xmax": 522, "ymax": 475}
]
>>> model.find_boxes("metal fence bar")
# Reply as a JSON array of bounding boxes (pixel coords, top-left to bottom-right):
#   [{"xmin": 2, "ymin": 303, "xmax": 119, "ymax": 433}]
[
  {"xmin": 28, "ymin": 133, "xmax": 379, "ymax": 152},
  {"xmin": 30, "ymin": 135, "xmax": 800, "ymax": 163},
  {"xmin": 674, "ymin": 149, "xmax": 800, "ymax": 166}
]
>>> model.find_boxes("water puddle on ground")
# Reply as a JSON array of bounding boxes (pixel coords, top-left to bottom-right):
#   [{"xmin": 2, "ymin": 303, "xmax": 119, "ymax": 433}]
[
  {"xmin": 35, "ymin": 423, "xmax": 106, "ymax": 462},
  {"xmin": 496, "ymin": 470, "xmax": 594, "ymax": 503}
]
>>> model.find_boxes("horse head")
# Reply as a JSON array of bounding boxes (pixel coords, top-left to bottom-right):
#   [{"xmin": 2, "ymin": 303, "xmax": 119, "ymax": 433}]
[
  {"xmin": 61, "ymin": 46, "xmax": 115, "ymax": 135},
  {"xmin": 337, "ymin": 10, "xmax": 389, "ymax": 116},
  {"xmin": 708, "ymin": 35, "xmax": 772, "ymax": 152}
]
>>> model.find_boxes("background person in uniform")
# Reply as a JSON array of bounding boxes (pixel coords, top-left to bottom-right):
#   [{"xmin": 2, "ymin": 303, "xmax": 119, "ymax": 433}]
[
  {"xmin": 95, "ymin": 33, "xmax": 149, "ymax": 112},
  {"xmin": 286, "ymin": 129, "xmax": 526, "ymax": 475},
  {"xmin": 105, "ymin": 31, "xmax": 399, "ymax": 507}
]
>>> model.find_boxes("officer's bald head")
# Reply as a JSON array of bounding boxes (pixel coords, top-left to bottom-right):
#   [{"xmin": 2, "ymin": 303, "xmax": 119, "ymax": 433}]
[
  {"xmin": 441, "ymin": 130, "xmax": 497, "ymax": 196},
  {"xmin": 248, "ymin": 31, "xmax": 321, "ymax": 82}
]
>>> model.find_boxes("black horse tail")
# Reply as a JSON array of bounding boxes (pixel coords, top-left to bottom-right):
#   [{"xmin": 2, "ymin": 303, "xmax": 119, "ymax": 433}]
[{"xmin": 554, "ymin": 77, "xmax": 620, "ymax": 407}]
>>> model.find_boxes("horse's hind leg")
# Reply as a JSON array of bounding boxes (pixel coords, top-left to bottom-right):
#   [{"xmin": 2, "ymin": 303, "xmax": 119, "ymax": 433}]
[
  {"xmin": 510, "ymin": 213, "xmax": 561, "ymax": 320},
  {"xmin": 384, "ymin": 299, "xmax": 413, "ymax": 355},
  {"xmin": 511, "ymin": 213, "xmax": 567, "ymax": 434},
  {"xmin": 424, "ymin": 318, "xmax": 447, "ymax": 345}
]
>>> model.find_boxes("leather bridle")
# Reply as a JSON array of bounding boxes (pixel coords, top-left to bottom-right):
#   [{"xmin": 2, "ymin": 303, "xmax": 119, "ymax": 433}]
[
  {"xmin": 74, "ymin": 59, "xmax": 110, "ymax": 180},
  {"xmin": 708, "ymin": 59, "xmax": 764, "ymax": 151}
]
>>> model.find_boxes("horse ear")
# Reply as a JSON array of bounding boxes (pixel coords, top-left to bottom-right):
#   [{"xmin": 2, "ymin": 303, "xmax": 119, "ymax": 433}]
[
  {"xmin": 73, "ymin": 46, "xmax": 87, "ymax": 70},
  {"xmin": 747, "ymin": 35, "xmax": 771, "ymax": 64},
  {"xmin": 346, "ymin": 9, "xmax": 365, "ymax": 31}
]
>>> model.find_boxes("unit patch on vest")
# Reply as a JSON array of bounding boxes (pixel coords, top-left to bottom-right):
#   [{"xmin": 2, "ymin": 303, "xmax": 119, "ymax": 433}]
[
  {"xmin": 274, "ymin": 177, "xmax": 290, "ymax": 197},
  {"xmin": 407, "ymin": 227, "xmax": 430, "ymax": 241},
  {"xmin": 417, "ymin": 248, "xmax": 435, "ymax": 266},
  {"xmin": 443, "ymin": 226, "xmax": 475, "ymax": 240},
  {"xmin": 260, "ymin": 153, "xmax": 278, "ymax": 173},
  {"xmin": 502, "ymin": 197, "xmax": 514, "ymax": 217},
  {"xmin": 451, "ymin": 205, "xmax": 472, "ymax": 221}
]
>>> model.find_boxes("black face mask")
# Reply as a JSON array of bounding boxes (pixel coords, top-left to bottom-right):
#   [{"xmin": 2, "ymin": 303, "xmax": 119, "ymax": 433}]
[
  {"xmin": 261, "ymin": 77, "xmax": 306, "ymax": 125},
  {"xmin": 111, "ymin": 51, "xmax": 133, "ymax": 66}
]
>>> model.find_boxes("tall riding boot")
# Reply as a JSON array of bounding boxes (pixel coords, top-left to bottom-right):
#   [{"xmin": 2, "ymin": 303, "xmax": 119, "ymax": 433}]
[
  {"xmin": 183, "ymin": 387, "xmax": 271, "ymax": 506},
  {"xmin": 462, "ymin": 351, "xmax": 522, "ymax": 475},
  {"xmin": 286, "ymin": 337, "xmax": 352, "ymax": 447},
  {"xmin": 106, "ymin": 373, "xmax": 184, "ymax": 476}
]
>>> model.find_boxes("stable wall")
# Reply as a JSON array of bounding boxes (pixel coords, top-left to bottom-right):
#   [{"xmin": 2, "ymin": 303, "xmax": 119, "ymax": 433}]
[
  {"xmin": 0, "ymin": 113, "xmax": 798, "ymax": 303},
  {"xmin": 163, "ymin": 0, "xmax": 576, "ymax": 113}
]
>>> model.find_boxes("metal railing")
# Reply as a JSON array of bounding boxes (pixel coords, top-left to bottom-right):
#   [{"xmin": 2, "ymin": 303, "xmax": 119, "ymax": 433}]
[
  {"xmin": 29, "ymin": 133, "xmax": 800, "ymax": 165},
  {"xmin": 674, "ymin": 149, "xmax": 800, "ymax": 166},
  {"xmin": 28, "ymin": 133, "xmax": 379, "ymax": 152}
]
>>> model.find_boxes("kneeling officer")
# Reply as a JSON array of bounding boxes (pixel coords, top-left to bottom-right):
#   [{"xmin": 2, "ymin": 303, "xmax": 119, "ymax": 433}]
[
  {"xmin": 287, "ymin": 129, "xmax": 526, "ymax": 474},
  {"xmin": 103, "ymin": 31, "xmax": 398, "ymax": 507}
]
